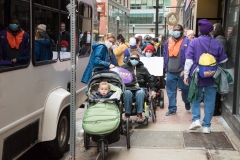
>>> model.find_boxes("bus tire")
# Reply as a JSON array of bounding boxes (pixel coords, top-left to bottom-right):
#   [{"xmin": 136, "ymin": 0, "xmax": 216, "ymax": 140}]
[{"xmin": 44, "ymin": 108, "xmax": 70, "ymax": 158}]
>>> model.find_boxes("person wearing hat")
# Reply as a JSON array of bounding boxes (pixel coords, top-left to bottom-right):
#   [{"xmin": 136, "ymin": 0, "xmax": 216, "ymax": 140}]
[
  {"xmin": 129, "ymin": 37, "xmax": 142, "ymax": 55},
  {"xmin": 186, "ymin": 30, "xmax": 195, "ymax": 40},
  {"xmin": 35, "ymin": 24, "xmax": 53, "ymax": 61},
  {"xmin": 144, "ymin": 45, "xmax": 155, "ymax": 58},
  {"xmin": 163, "ymin": 24, "xmax": 191, "ymax": 116},
  {"xmin": 0, "ymin": 18, "xmax": 29, "ymax": 66},
  {"xmin": 184, "ymin": 19, "xmax": 228, "ymax": 133},
  {"xmin": 60, "ymin": 40, "xmax": 69, "ymax": 52}
]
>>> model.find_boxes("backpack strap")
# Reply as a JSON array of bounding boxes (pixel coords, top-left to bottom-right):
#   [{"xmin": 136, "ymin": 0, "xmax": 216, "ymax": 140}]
[{"xmin": 198, "ymin": 38, "xmax": 211, "ymax": 53}]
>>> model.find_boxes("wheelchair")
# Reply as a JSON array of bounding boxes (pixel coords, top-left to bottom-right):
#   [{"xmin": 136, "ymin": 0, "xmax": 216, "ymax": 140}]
[{"xmin": 122, "ymin": 86, "xmax": 157, "ymax": 125}]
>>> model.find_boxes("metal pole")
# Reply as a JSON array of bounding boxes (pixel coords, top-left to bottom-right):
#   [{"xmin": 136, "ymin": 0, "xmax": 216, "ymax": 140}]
[
  {"xmin": 69, "ymin": 0, "xmax": 76, "ymax": 159},
  {"xmin": 155, "ymin": 0, "xmax": 159, "ymax": 38},
  {"xmin": 98, "ymin": 12, "xmax": 100, "ymax": 41},
  {"xmin": 117, "ymin": 20, "xmax": 119, "ymax": 36},
  {"xmin": 133, "ymin": 26, "xmax": 134, "ymax": 36},
  {"xmin": 164, "ymin": 17, "xmax": 166, "ymax": 36}
]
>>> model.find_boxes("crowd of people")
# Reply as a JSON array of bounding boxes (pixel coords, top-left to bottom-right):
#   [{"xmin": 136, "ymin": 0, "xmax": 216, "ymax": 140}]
[{"xmin": 81, "ymin": 19, "xmax": 235, "ymax": 134}]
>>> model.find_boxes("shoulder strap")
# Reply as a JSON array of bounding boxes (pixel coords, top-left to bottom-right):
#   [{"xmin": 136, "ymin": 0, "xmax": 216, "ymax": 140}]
[{"xmin": 198, "ymin": 38, "xmax": 211, "ymax": 53}]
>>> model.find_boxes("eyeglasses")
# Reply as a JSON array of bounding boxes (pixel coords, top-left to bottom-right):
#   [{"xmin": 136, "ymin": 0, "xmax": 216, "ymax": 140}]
[{"xmin": 130, "ymin": 57, "xmax": 139, "ymax": 60}]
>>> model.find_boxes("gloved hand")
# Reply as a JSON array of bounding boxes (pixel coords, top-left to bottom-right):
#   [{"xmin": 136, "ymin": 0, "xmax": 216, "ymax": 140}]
[{"xmin": 151, "ymin": 91, "xmax": 156, "ymax": 98}]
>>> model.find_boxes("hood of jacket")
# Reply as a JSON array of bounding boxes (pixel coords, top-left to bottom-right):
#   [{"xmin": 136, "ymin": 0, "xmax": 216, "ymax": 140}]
[
  {"xmin": 216, "ymin": 35, "xmax": 227, "ymax": 42},
  {"xmin": 36, "ymin": 38, "xmax": 51, "ymax": 48},
  {"xmin": 92, "ymin": 42, "xmax": 107, "ymax": 50}
]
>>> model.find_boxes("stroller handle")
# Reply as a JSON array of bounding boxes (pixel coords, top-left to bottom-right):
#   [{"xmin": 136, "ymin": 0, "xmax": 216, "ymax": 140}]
[
  {"xmin": 92, "ymin": 67, "xmax": 106, "ymax": 75},
  {"xmin": 89, "ymin": 98, "xmax": 118, "ymax": 103}
]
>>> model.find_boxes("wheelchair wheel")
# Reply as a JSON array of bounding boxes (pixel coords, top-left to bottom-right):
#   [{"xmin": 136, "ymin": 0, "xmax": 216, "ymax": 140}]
[
  {"xmin": 101, "ymin": 140, "xmax": 105, "ymax": 160},
  {"xmin": 126, "ymin": 118, "xmax": 131, "ymax": 149},
  {"xmin": 84, "ymin": 132, "xmax": 90, "ymax": 150},
  {"xmin": 159, "ymin": 90, "xmax": 164, "ymax": 109},
  {"xmin": 150, "ymin": 98, "xmax": 156, "ymax": 122}
]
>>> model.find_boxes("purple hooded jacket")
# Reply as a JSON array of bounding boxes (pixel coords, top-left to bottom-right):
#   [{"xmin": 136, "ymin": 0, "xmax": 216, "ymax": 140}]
[
  {"xmin": 163, "ymin": 37, "xmax": 190, "ymax": 72},
  {"xmin": 185, "ymin": 36, "xmax": 228, "ymax": 86}
]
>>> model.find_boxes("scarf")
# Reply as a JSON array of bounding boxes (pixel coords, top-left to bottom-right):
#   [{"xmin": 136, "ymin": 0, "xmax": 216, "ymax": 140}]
[
  {"xmin": 168, "ymin": 37, "xmax": 183, "ymax": 57},
  {"xmin": 7, "ymin": 30, "xmax": 24, "ymax": 49}
]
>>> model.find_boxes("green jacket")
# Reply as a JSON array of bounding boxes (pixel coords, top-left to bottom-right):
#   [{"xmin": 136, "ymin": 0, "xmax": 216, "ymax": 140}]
[{"xmin": 187, "ymin": 66, "xmax": 233, "ymax": 103}]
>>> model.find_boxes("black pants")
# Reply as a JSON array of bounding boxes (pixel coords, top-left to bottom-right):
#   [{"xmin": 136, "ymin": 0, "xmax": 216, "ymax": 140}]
[{"xmin": 213, "ymin": 92, "xmax": 222, "ymax": 116}]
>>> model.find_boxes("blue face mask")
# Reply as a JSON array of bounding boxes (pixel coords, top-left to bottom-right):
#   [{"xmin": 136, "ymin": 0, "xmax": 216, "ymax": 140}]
[
  {"xmin": 130, "ymin": 59, "xmax": 139, "ymax": 66},
  {"xmin": 9, "ymin": 24, "xmax": 19, "ymax": 31},
  {"xmin": 172, "ymin": 31, "xmax": 181, "ymax": 37},
  {"xmin": 146, "ymin": 53, "xmax": 152, "ymax": 58},
  {"xmin": 61, "ymin": 47, "xmax": 67, "ymax": 52}
]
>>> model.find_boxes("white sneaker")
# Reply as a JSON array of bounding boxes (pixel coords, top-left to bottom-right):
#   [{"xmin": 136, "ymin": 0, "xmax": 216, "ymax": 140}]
[
  {"xmin": 189, "ymin": 120, "xmax": 201, "ymax": 130},
  {"xmin": 202, "ymin": 127, "xmax": 211, "ymax": 134}
]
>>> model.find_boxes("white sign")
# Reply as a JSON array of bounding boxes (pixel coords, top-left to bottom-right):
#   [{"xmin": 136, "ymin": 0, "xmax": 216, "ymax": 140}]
[{"xmin": 140, "ymin": 57, "xmax": 164, "ymax": 76}]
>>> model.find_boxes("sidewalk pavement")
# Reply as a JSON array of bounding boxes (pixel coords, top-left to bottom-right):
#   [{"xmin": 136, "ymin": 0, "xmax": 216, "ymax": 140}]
[{"xmin": 62, "ymin": 89, "xmax": 240, "ymax": 160}]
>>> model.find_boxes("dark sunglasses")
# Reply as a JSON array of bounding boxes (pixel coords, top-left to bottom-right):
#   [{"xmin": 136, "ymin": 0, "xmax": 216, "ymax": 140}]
[{"xmin": 130, "ymin": 57, "xmax": 139, "ymax": 60}]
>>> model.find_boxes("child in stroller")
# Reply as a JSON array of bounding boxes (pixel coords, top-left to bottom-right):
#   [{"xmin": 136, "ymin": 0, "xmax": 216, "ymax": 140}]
[{"xmin": 82, "ymin": 70, "xmax": 130, "ymax": 160}]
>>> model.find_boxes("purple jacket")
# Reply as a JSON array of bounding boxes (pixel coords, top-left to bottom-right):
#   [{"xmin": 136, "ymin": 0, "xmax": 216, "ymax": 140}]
[
  {"xmin": 185, "ymin": 36, "xmax": 228, "ymax": 86},
  {"xmin": 164, "ymin": 37, "xmax": 190, "ymax": 72},
  {"xmin": 0, "ymin": 29, "xmax": 29, "ymax": 64}
]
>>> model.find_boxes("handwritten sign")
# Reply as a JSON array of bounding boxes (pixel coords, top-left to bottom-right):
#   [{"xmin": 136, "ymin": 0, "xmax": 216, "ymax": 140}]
[
  {"xmin": 140, "ymin": 57, "xmax": 164, "ymax": 76},
  {"xmin": 110, "ymin": 67, "xmax": 133, "ymax": 84}
]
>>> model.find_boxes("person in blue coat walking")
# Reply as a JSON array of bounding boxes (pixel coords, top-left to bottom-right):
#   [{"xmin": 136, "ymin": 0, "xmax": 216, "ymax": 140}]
[
  {"xmin": 81, "ymin": 33, "xmax": 116, "ymax": 84},
  {"xmin": 164, "ymin": 24, "xmax": 191, "ymax": 116}
]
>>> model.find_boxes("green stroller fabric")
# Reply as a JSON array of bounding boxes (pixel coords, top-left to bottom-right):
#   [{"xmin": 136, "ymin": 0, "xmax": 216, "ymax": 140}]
[{"xmin": 82, "ymin": 102, "xmax": 120, "ymax": 135}]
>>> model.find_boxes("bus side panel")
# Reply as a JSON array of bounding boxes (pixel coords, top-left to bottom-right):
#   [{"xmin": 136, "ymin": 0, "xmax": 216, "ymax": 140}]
[{"xmin": 41, "ymin": 88, "xmax": 70, "ymax": 141}]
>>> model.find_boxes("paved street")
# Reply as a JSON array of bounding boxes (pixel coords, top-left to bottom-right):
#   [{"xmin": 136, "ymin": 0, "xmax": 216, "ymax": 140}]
[{"xmin": 61, "ymin": 89, "xmax": 240, "ymax": 160}]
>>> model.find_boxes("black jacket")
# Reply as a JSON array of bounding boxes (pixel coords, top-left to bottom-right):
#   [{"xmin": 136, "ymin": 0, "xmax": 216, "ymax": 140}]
[{"xmin": 121, "ymin": 61, "xmax": 156, "ymax": 91}]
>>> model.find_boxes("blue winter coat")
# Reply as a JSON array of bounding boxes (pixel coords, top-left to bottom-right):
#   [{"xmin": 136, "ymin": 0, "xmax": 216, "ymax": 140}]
[
  {"xmin": 81, "ymin": 42, "xmax": 111, "ymax": 84},
  {"xmin": 35, "ymin": 39, "xmax": 53, "ymax": 61},
  {"xmin": 163, "ymin": 37, "xmax": 190, "ymax": 72},
  {"xmin": 0, "ymin": 29, "xmax": 29, "ymax": 64}
]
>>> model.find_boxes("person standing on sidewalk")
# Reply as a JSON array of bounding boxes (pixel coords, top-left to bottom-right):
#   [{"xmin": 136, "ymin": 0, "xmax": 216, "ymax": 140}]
[
  {"xmin": 183, "ymin": 19, "xmax": 228, "ymax": 133},
  {"xmin": 164, "ymin": 24, "xmax": 191, "ymax": 116}
]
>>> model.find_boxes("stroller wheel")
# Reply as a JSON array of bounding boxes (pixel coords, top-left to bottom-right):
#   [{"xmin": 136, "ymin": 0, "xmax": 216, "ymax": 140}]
[
  {"xmin": 150, "ymin": 97, "xmax": 156, "ymax": 122},
  {"xmin": 126, "ymin": 118, "xmax": 131, "ymax": 149},
  {"xmin": 84, "ymin": 132, "xmax": 90, "ymax": 150},
  {"xmin": 101, "ymin": 141, "xmax": 105, "ymax": 160},
  {"xmin": 159, "ymin": 90, "xmax": 164, "ymax": 108},
  {"xmin": 160, "ymin": 100, "xmax": 164, "ymax": 109},
  {"xmin": 160, "ymin": 90, "xmax": 164, "ymax": 100}
]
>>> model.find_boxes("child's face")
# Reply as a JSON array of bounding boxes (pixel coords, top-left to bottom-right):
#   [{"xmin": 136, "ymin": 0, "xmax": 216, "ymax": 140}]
[{"xmin": 98, "ymin": 85, "xmax": 110, "ymax": 96}]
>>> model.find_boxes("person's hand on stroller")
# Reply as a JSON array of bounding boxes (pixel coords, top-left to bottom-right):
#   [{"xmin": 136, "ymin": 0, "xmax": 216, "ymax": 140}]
[
  {"xmin": 151, "ymin": 91, "xmax": 156, "ymax": 98},
  {"xmin": 109, "ymin": 64, "xmax": 115, "ymax": 69}
]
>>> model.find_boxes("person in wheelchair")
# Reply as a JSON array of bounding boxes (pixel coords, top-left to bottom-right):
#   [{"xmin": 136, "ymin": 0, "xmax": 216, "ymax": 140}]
[{"xmin": 121, "ymin": 51, "xmax": 157, "ymax": 124}]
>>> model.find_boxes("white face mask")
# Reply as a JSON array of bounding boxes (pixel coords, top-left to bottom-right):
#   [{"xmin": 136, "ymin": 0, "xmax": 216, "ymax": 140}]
[
  {"xmin": 159, "ymin": 38, "xmax": 162, "ymax": 42},
  {"xmin": 105, "ymin": 41, "xmax": 113, "ymax": 48},
  {"xmin": 111, "ymin": 45, "xmax": 116, "ymax": 50}
]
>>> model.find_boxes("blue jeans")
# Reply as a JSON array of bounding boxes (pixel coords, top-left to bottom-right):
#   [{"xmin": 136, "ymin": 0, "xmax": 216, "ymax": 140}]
[
  {"xmin": 166, "ymin": 72, "xmax": 190, "ymax": 112},
  {"xmin": 191, "ymin": 85, "xmax": 217, "ymax": 127},
  {"xmin": 124, "ymin": 88, "xmax": 146, "ymax": 114}
]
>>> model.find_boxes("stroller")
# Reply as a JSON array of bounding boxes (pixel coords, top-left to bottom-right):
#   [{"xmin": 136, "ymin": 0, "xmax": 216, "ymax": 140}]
[{"xmin": 82, "ymin": 69, "xmax": 130, "ymax": 160}]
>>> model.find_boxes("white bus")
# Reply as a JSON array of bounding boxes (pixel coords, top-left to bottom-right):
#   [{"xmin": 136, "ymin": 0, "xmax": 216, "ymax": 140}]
[{"xmin": 0, "ymin": 0, "xmax": 94, "ymax": 159}]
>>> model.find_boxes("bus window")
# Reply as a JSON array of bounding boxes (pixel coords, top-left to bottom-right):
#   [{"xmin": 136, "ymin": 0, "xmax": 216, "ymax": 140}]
[
  {"xmin": 35, "ymin": 0, "xmax": 59, "ymax": 9},
  {"xmin": 0, "ymin": 0, "xmax": 30, "ymax": 71},
  {"xmin": 78, "ymin": 18, "xmax": 92, "ymax": 57},
  {"xmin": 60, "ymin": 14, "xmax": 71, "ymax": 60},
  {"xmin": 33, "ymin": 7, "xmax": 59, "ymax": 64}
]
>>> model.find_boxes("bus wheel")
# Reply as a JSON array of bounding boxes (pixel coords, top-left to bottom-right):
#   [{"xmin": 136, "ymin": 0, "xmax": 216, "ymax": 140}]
[{"xmin": 45, "ymin": 109, "xmax": 70, "ymax": 158}]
